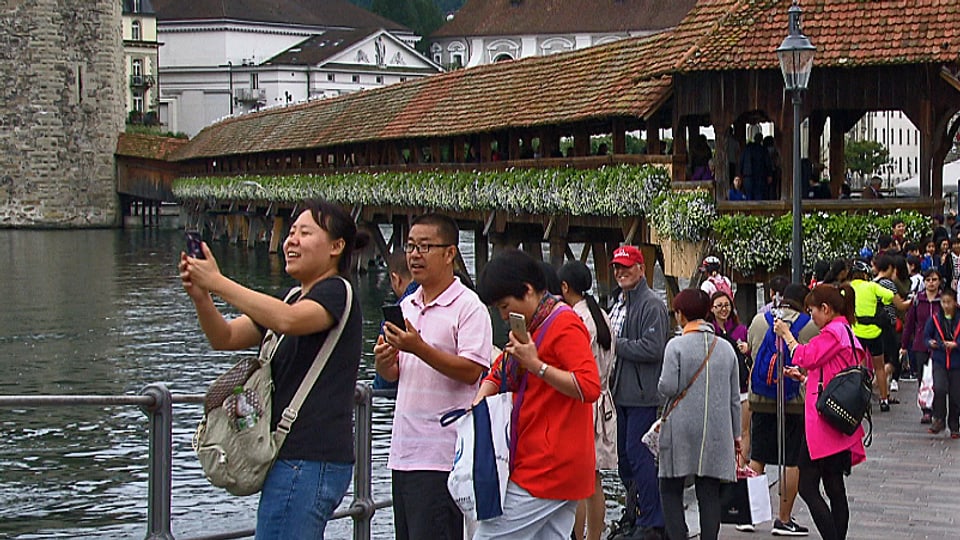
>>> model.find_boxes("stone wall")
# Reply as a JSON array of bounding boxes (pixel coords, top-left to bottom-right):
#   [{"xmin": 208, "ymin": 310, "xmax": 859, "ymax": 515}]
[{"xmin": 0, "ymin": 0, "xmax": 124, "ymax": 227}]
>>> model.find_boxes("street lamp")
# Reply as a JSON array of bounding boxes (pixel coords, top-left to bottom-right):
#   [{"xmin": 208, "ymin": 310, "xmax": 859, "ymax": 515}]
[{"xmin": 777, "ymin": 1, "xmax": 816, "ymax": 284}]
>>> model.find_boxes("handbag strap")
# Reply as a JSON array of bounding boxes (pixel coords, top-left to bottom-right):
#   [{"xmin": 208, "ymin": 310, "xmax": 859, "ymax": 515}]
[
  {"xmin": 662, "ymin": 334, "xmax": 717, "ymax": 421},
  {"xmin": 274, "ymin": 276, "xmax": 354, "ymax": 446}
]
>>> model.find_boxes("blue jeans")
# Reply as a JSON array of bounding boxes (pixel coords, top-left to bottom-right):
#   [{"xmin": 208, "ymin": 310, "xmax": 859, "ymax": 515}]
[
  {"xmin": 616, "ymin": 405, "xmax": 664, "ymax": 529},
  {"xmin": 255, "ymin": 459, "xmax": 353, "ymax": 540}
]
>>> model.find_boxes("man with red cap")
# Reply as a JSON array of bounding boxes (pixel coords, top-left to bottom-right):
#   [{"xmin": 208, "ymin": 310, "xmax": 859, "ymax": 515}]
[{"xmin": 606, "ymin": 245, "xmax": 670, "ymax": 540}]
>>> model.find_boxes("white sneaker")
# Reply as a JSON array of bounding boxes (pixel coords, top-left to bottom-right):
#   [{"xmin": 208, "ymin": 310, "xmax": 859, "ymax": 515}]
[
  {"xmin": 890, "ymin": 379, "xmax": 899, "ymax": 392},
  {"xmin": 735, "ymin": 523, "xmax": 755, "ymax": 532}
]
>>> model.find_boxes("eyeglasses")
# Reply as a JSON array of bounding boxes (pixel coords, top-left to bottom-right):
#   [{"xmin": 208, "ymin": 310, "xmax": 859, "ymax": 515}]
[
  {"xmin": 403, "ymin": 243, "xmax": 452, "ymax": 254},
  {"xmin": 713, "ymin": 303, "xmax": 732, "ymax": 310}
]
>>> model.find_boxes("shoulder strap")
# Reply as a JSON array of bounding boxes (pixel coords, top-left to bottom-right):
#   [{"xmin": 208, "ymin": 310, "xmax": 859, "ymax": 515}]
[
  {"xmin": 662, "ymin": 335, "xmax": 718, "ymax": 421},
  {"xmin": 274, "ymin": 276, "xmax": 354, "ymax": 446},
  {"xmin": 258, "ymin": 286, "xmax": 304, "ymax": 364}
]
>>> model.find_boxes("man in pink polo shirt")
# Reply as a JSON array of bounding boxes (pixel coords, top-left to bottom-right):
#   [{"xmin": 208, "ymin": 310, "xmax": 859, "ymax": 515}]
[{"xmin": 374, "ymin": 213, "xmax": 493, "ymax": 540}]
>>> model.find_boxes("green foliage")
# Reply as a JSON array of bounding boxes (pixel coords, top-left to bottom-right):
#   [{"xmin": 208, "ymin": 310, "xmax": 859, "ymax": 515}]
[
  {"xmin": 844, "ymin": 138, "xmax": 890, "ymax": 178},
  {"xmin": 714, "ymin": 211, "xmax": 929, "ymax": 275},
  {"xmin": 370, "ymin": 0, "xmax": 444, "ymax": 51},
  {"xmin": 124, "ymin": 124, "xmax": 189, "ymax": 139},
  {"xmin": 173, "ymin": 165, "xmax": 671, "ymax": 217},
  {"xmin": 648, "ymin": 189, "xmax": 716, "ymax": 242}
]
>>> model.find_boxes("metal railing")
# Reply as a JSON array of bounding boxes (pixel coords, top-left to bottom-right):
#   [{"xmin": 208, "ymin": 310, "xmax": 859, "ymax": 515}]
[{"xmin": 0, "ymin": 383, "xmax": 394, "ymax": 540}]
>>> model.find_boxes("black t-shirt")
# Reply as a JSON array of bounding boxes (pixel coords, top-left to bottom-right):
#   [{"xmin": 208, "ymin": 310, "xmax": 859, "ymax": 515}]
[{"xmin": 263, "ymin": 277, "xmax": 362, "ymax": 463}]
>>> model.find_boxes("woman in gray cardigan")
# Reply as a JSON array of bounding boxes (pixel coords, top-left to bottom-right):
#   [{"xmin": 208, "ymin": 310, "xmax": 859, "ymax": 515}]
[{"xmin": 657, "ymin": 289, "xmax": 741, "ymax": 540}]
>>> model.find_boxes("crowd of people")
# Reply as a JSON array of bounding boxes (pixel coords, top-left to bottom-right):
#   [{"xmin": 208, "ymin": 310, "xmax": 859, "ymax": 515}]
[{"xmin": 178, "ymin": 199, "xmax": 960, "ymax": 540}]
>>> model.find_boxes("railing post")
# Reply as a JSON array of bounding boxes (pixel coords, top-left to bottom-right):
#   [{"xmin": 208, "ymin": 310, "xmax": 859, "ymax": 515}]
[
  {"xmin": 141, "ymin": 383, "xmax": 175, "ymax": 540},
  {"xmin": 351, "ymin": 384, "xmax": 375, "ymax": 540}
]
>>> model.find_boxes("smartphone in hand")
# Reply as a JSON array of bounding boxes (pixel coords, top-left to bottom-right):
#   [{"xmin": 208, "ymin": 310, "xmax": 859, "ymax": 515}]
[
  {"xmin": 185, "ymin": 231, "xmax": 205, "ymax": 259},
  {"xmin": 508, "ymin": 312, "xmax": 530, "ymax": 343},
  {"xmin": 382, "ymin": 304, "xmax": 405, "ymax": 330}
]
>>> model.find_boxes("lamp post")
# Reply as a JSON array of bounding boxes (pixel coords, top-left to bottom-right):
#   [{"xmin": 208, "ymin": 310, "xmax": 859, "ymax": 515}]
[{"xmin": 777, "ymin": 1, "xmax": 816, "ymax": 284}]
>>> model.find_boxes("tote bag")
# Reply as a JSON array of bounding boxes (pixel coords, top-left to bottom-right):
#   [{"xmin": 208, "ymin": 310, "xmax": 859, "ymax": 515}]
[
  {"xmin": 442, "ymin": 392, "xmax": 513, "ymax": 521},
  {"xmin": 720, "ymin": 466, "xmax": 772, "ymax": 525}
]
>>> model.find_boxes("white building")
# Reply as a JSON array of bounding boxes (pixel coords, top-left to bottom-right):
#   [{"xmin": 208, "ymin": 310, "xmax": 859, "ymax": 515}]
[
  {"xmin": 122, "ymin": 0, "xmax": 160, "ymax": 125},
  {"xmin": 429, "ymin": 0, "xmax": 696, "ymax": 69},
  {"xmin": 152, "ymin": 0, "xmax": 440, "ymax": 136},
  {"xmin": 850, "ymin": 111, "xmax": 921, "ymax": 186}
]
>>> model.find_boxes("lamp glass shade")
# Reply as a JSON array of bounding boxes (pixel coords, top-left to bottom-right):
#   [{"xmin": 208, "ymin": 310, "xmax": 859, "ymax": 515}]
[{"xmin": 777, "ymin": 36, "xmax": 816, "ymax": 91}]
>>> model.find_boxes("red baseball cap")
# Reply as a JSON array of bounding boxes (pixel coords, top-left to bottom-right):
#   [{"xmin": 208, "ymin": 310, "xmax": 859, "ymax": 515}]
[{"xmin": 610, "ymin": 245, "xmax": 644, "ymax": 266}]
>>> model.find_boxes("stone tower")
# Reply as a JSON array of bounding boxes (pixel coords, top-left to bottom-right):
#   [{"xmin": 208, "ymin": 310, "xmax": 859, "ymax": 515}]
[{"xmin": 0, "ymin": 0, "xmax": 125, "ymax": 227}]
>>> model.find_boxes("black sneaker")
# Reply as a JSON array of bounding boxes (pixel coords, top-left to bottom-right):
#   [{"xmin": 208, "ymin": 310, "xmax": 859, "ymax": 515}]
[
  {"xmin": 772, "ymin": 518, "xmax": 810, "ymax": 536},
  {"xmin": 880, "ymin": 400, "xmax": 891, "ymax": 412}
]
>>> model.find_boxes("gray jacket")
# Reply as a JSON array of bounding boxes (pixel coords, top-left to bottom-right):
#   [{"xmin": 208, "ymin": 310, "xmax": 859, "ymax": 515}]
[
  {"xmin": 657, "ymin": 323, "xmax": 740, "ymax": 481},
  {"xmin": 609, "ymin": 279, "xmax": 671, "ymax": 407}
]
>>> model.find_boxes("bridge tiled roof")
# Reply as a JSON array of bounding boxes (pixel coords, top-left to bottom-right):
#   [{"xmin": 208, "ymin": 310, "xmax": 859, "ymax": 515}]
[
  {"xmin": 116, "ymin": 133, "xmax": 189, "ymax": 161},
  {"xmin": 172, "ymin": 32, "xmax": 674, "ymax": 161},
  {"xmin": 672, "ymin": 0, "xmax": 960, "ymax": 73},
  {"xmin": 431, "ymin": 0, "xmax": 697, "ymax": 37}
]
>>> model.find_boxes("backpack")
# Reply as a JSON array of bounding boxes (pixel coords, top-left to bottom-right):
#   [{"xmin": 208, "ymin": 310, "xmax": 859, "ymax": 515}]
[
  {"xmin": 707, "ymin": 275, "xmax": 733, "ymax": 299},
  {"xmin": 750, "ymin": 312, "xmax": 810, "ymax": 400}
]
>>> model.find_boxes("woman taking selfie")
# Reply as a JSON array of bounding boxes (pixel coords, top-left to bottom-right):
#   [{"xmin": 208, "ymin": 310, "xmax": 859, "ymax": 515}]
[
  {"xmin": 473, "ymin": 250, "xmax": 601, "ymax": 539},
  {"xmin": 657, "ymin": 288, "xmax": 740, "ymax": 540},
  {"xmin": 180, "ymin": 200, "xmax": 367, "ymax": 539},
  {"xmin": 773, "ymin": 284, "xmax": 867, "ymax": 540}
]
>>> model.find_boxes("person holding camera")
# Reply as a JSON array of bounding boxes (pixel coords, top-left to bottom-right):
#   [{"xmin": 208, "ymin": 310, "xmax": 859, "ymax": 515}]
[
  {"xmin": 374, "ymin": 213, "xmax": 493, "ymax": 540},
  {"xmin": 472, "ymin": 250, "xmax": 601, "ymax": 539},
  {"xmin": 179, "ymin": 201, "xmax": 366, "ymax": 539},
  {"xmin": 773, "ymin": 284, "xmax": 867, "ymax": 540},
  {"xmin": 743, "ymin": 284, "xmax": 819, "ymax": 536}
]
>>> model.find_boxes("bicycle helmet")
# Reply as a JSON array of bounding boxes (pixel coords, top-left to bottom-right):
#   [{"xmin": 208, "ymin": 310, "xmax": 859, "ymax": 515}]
[{"xmin": 851, "ymin": 259, "xmax": 872, "ymax": 276}]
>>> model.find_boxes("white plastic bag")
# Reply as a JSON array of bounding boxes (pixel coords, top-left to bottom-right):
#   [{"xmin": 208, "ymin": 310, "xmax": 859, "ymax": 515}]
[
  {"xmin": 918, "ymin": 361, "xmax": 934, "ymax": 410},
  {"xmin": 444, "ymin": 392, "xmax": 513, "ymax": 522}
]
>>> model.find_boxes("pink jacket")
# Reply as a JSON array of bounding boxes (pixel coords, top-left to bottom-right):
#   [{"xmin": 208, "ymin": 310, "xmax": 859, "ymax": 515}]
[{"xmin": 792, "ymin": 317, "xmax": 867, "ymax": 464}]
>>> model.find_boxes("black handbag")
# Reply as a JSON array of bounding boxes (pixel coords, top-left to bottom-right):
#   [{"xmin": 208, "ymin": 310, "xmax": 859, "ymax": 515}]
[{"xmin": 815, "ymin": 326, "xmax": 873, "ymax": 441}]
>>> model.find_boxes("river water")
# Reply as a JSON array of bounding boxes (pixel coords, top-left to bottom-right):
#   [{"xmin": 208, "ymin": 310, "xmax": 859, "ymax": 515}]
[{"xmin": 0, "ymin": 228, "xmax": 630, "ymax": 539}]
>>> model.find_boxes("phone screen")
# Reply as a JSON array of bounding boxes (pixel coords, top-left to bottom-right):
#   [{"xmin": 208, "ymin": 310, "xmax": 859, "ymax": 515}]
[
  {"xmin": 382, "ymin": 304, "xmax": 405, "ymax": 329},
  {"xmin": 185, "ymin": 231, "xmax": 205, "ymax": 259}
]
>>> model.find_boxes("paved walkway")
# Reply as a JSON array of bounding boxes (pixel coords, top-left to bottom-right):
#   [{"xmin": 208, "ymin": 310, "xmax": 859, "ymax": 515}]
[{"xmin": 711, "ymin": 379, "xmax": 960, "ymax": 539}]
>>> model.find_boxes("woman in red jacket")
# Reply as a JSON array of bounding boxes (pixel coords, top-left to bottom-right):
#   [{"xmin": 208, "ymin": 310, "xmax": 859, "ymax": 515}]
[{"xmin": 473, "ymin": 249, "xmax": 601, "ymax": 539}]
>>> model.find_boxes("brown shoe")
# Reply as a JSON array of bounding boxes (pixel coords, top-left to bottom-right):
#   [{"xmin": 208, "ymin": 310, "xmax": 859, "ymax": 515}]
[{"xmin": 929, "ymin": 419, "xmax": 946, "ymax": 434}]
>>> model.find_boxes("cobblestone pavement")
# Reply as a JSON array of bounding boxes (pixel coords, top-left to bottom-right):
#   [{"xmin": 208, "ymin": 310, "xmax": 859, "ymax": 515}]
[{"xmin": 713, "ymin": 379, "xmax": 960, "ymax": 539}]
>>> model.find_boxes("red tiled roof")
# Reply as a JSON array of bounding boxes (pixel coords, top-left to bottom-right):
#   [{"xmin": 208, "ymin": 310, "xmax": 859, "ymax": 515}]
[
  {"xmin": 172, "ymin": 33, "xmax": 675, "ymax": 161},
  {"xmin": 151, "ymin": 0, "xmax": 408, "ymax": 32},
  {"xmin": 673, "ymin": 0, "xmax": 960, "ymax": 73},
  {"xmin": 431, "ymin": 0, "xmax": 697, "ymax": 37},
  {"xmin": 116, "ymin": 132, "xmax": 189, "ymax": 160}
]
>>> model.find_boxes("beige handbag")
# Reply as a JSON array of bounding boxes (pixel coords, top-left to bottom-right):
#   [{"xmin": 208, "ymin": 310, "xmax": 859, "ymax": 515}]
[{"xmin": 193, "ymin": 278, "xmax": 352, "ymax": 496}]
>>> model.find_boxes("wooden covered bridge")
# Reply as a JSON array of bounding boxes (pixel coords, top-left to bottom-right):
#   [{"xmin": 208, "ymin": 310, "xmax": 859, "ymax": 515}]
[{"xmin": 116, "ymin": 0, "xmax": 960, "ymax": 301}]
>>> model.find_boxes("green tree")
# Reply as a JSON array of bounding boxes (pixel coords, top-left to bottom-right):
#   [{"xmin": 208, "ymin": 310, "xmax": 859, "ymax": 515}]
[
  {"xmin": 370, "ymin": 0, "xmax": 444, "ymax": 52},
  {"xmin": 844, "ymin": 138, "xmax": 889, "ymax": 179}
]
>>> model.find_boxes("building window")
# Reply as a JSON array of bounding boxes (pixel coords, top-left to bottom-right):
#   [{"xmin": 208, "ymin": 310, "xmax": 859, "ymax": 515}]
[
  {"xmin": 133, "ymin": 91, "xmax": 144, "ymax": 113},
  {"xmin": 250, "ymin": 73, "xmax": 259, "ymax": 89},
  {"xmin": 451, "ymin": 53, "xmax": 463, "ymax": 68},
  {"xmin": 352, "ymin": 74, "xmax": 360, "ymax": 83},
  {"xmin": 133, "ymin": 0, "xmax": 142, "ymax": 12},
  {"xmin": 399, "ymin": 77, "xmax": 407, "ymax": 82},
  {"xmin": 327, "ymin": 73, "xmax": 335, "ymax": 82},
  {"xmin": 132, "ymin": 59, "xmax": 142, "ymax": 77},
  {"xmin": 375, "ymin": 75, "xmax": 383, "ymax": 84},
  {"xmin": 433, "ymin": 53, "xmax": 442, "ymax": 64},
  {"xmin": 131, "ymin": 20, "xmax": 141, "ymax": 41}
]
